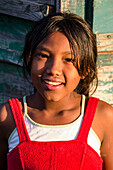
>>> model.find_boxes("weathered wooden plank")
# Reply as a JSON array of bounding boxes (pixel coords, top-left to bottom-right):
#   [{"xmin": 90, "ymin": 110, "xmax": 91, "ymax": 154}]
[
  {"xmin": 0, "ymin": 62, "xmax": 34, "ymax": 105},
  {"xmin": 93, "ymin": 0, "xmax": 113, "ymax": 33},
  {"xmin": 96, "ymin": 33, "xmax": 113, "ymax": 52},
  {"xmin": 93, "ymin": 54, "xmax": 113, "ymax": 105},
  {"xmin": 61, "ymin": 0, "xmax": 85, "ymax": 18},
  {"xmin": 0, "ymin": 14, "xmax": 34, "ymax": 65},
  {"xmin": 24, "ymin": 0, "xmax": 55, "ymax": 6},
  {"xmin": 0, "ymin": 0, "xmax": 55, "ymax": 21},
  {"xmin": 93, "ymin": 0, "xmax": 113, "ymax": 106}
]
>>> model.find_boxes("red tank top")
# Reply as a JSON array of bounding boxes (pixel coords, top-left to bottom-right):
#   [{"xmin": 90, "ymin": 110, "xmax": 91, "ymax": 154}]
[{"xmin": 7, "ymin": 97, "xmax": 103, "ymax": 170}]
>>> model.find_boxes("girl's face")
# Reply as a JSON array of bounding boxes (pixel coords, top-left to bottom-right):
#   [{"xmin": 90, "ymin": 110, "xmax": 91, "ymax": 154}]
[{"xmin": 31, "ymin": 32, "xmax": 81, "ymax": 102}]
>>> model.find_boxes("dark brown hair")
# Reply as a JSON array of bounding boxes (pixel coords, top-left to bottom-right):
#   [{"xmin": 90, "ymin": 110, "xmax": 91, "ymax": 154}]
[{"xmin": 21, "ymin": 12, "xmax": 98, "ymax": 96}]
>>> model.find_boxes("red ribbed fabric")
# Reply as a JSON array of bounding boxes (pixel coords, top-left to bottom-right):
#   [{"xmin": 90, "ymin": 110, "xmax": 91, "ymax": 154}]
[{"xmin": 7, "ymin": 97, "xmax": 103, "ymax": 170}]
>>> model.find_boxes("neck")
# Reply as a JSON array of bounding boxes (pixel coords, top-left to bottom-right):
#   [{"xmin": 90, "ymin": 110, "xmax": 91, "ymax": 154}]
[{"xmin": 28, "ymin": 92, "xmax": 82, "ymax": 115}]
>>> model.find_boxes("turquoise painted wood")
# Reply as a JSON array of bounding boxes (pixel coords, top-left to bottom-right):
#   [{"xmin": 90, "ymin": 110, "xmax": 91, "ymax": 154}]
[
  {"xmin": 0, "ymin": 62, "xmax": 34, "ymax": 104},
  {"xmin": 61, "ymin": 0, "xmax": 85, "ymax": 18},
  {"xmin": 0, "ymin": 14, "xmax": 32, "ymax": 104},
  {"xmin": 93, "ymin": 54, "xmax": 113, "ymax": 105},
  {"xmin": 93, "ymin": 0, "xmax": 113, "ymax": 105},
  {"xmin": 93, "ymin": 0, "xmax": 113, "ymax": 33},
  {"xmin": 0, "ymin": 14, "xmax": 33, "ymax": 65},
  {"xmin": 0, "ymin": 14, "xmax": 34, "ymax": 104}
]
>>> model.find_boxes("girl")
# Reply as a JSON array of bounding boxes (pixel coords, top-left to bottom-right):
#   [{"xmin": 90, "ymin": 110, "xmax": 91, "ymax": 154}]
[{"xmin": 0, "ymin": 12, "xmax": 113, "ymax": 170}]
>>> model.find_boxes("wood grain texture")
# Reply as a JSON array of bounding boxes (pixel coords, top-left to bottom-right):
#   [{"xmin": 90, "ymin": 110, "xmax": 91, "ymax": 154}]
[
  {"xmin": 25, "ymin": 0, "xmax": 55, "ymax": 5},
  {"xmin": 0, "ymin": 14, "xmax": 35, "ymax": 104},
  {"xmin": 0, "ymin": 62, "xmax": 34, "ymax": 104},
  {"xmin": 61, "ymin": 0, "xmax": 85, "ymax": 18},
  {"xmin": 96, "ymin": 33, "xmax": 113, "ymax": 52},
  {"xmin": 93, "ymin": 0, "xmax": 113, "ymax": 105},
  {"xmin": 0, "ymin": 0, "xmax": 55, "ymax": 21},
  {"xmin": 0, "ymin": 14, "xmax": 34, "ymax": 65},
  {"xmin": 93, "ymin": 54, "xmax": 113, "ymax": 105}
]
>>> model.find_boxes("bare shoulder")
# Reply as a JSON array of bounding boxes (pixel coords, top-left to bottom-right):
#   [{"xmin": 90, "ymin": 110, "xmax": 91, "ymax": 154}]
[
  {"xmin": 0, "ymin": 102, "xmax": 9, "ymax": 121},
  {"xmin": 0, "ymin": 98, "xmax": 24, "ymax": 169},
  {"xmin": 97, "ymin": 99, "xmax": 113, "ymax": 125},
  {"xmin": 91, "ymin": 99, "xmax": 113, "ymax": 143},
  {"xmin": 96, "ymin": 100, "xmax": 113, "ymax": 169},
  {"xmin": 0, "ymin": 102, "xmax": 15, "ymax": 170},
  {"xmin": 0, "ymin": 102, "xmax": 10, "ymax": 125},
  {"xmin": 0, "ymin": 97, "xmax": 24, "ymax": 134},
  {"xmin": 0, "ymin": 102, "xmax": 15, "ymax": 138},
  {"xmin": 95, "ymin": 99, "xmax": 113, "ymax": 137}
]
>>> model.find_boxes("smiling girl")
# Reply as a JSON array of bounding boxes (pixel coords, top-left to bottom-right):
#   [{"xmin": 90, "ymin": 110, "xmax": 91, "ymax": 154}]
[{"xmin": 0, "ymin": 12, "xmax": 113, "ymax": 170}]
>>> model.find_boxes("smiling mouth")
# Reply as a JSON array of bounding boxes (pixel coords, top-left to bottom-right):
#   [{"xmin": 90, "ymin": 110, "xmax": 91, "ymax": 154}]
[
  {"xmin": 44, "ymin": 80, "xmax": 62, "ymax": 85},
  {"xmin": 43, "ymin": 80, "xmax": 64, "ymax": 90}
]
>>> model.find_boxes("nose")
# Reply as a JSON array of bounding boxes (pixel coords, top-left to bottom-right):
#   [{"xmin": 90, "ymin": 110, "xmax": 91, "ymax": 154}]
[{"xmin": 46, "ymin": 57, "xmax": 62, "ymax": 76}]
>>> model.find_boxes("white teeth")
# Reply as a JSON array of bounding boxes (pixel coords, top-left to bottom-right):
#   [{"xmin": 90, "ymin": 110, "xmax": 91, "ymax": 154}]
[{"xmin": 44, "ymin": 80, "xmax": 61, "ymax": 85}]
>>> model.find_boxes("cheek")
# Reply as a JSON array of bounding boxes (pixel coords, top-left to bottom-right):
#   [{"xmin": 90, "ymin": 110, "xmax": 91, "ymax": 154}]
[
  {"xmin": 31, "ymin": 60, "xmax": 45, "ymax": 76},
  {"xmin": 67, "ymin": 69, "xmax": 80, "ymax": 86}
]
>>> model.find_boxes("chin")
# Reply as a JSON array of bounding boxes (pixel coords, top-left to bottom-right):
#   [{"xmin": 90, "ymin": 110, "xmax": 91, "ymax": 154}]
[
  {"xmin": 43, "ymin": 93, "xmax": 64, "ymax": 102},
  {"xmin": 46, "ymin": 96, "xmax": 62, "ymax": 102}
]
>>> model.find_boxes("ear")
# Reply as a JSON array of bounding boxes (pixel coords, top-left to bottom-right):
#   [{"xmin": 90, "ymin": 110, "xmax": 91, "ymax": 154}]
[
  {"xmin": 80, "ymin": 66, "xmax": 90, "ymax": 79},
  {"xmin": 80, "ymin": 70, "xmax": 89, "ymax": 79},
  {"xmin": 80, "ymin": 75, "xmax": 85, "ymax": 79}
]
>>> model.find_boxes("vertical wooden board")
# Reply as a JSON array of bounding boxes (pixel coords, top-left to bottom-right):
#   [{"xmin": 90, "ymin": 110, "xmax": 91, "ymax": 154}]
[
  {"xmin": 93, "ymin": 54, "xmax": 113, "ymax": 105},
  {"xmin": 0, "ymin": 62, "xmax": 34, "ymax": 105},
  {"xmin": 93, "ymin": 0, "xmax": 113, "ymax": 33},
  {"xmin": 0, "ymin": 14, "xmax": 34, "ymax": 64},
  {"xmin": 61, "ymin": 0, "xmax": 85, "ymax": 18}
]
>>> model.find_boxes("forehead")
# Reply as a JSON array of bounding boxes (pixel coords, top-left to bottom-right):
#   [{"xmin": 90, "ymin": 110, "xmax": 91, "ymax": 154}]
[{"xmin": 36, "ymin": 32, "xmax": 72, "ymax": 53}]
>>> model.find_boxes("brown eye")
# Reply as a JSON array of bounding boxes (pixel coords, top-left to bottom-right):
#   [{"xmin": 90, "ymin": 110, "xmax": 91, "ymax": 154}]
[
  {"xmin": 65, "ymin": 58, "xmax": 73, "ymax": 63},
  {"xmin": 35, "ymin": 53, "xmax": 49, "ymax": 60},
  {"xmin": 39, "ymin": 54, "xmax": 49, "ymax": 58}
]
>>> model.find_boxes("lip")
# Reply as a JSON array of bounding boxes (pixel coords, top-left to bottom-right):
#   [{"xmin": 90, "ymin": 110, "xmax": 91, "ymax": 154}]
[{"xmin": 42, "ymin": 78, "xmax": 64, "ymax": 90}]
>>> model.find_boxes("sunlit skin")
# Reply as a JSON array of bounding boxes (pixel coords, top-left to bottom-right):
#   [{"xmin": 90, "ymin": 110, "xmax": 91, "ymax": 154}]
[
  {"xmin": 29, "ymin": 32, "xmax": 113, "ymax": 170},
  {"xmin": 0, "ymin": 32, "xmax": 113, "ymax": 170},
  {"xmin": 30, "ymin": 32, "xmax": 81, "ymax": 105}
]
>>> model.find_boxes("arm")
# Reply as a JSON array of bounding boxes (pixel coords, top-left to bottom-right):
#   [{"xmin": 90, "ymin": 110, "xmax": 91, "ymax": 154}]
[
  {"xmin": 0, "ymin": 104, "xmax": 8, "ymax": 169},
  {"xmin": 0, "ymin": 103, "xmax": 15, "ymax": 170},
  {"xmin": 0, "ymin": 129, "xmax": 8, "ymax": 170},
  {"xmin": 99, "ymin": 101, "xmax": 113, "ymax": 170}
]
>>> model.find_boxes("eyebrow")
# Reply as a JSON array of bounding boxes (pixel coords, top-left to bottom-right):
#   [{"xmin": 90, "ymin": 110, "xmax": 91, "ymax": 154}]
[
  {"xmin": 36, "ymin": 46, "xmax": 72, "ymax": 55},
  {"xmin": 35, "ymin": 46, "xmax": 51, "ymax": 53}
]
